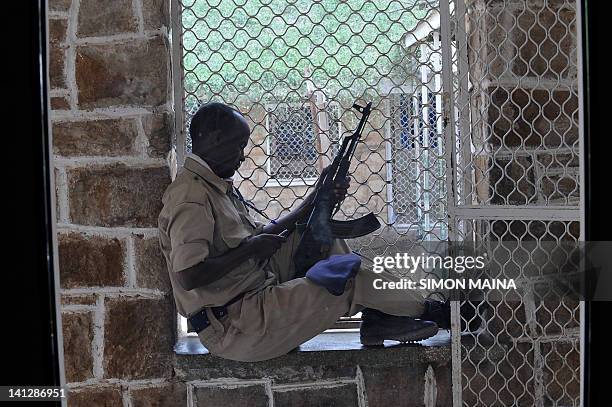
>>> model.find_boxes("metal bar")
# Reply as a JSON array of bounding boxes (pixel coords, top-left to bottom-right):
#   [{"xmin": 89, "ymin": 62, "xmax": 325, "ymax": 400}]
[
  {"xmin": 576, "ymin": 1, "xmax": 586, "ymax": 405},
  {"xmin": 439, "ymin": 1, "xmax": 462, "ymax": 406},
  {"xmin": 170, "ymin": 0, "xmax": 186, "ymax": 166},
  {"xmin": 454, "ymin": 206, "xmax": 581, "ymax": 221}
]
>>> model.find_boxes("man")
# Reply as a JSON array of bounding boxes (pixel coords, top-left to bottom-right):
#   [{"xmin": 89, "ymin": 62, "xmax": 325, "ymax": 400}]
[{"xmin": 158, "ymin": 102, "xmax": 450, "ymax": 362}]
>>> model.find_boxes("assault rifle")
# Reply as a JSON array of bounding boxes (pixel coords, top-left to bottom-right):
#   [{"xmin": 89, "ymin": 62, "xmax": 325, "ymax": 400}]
[{"xmin": 293, "ymin": 102, "xmax": 381, "ymax": 277}]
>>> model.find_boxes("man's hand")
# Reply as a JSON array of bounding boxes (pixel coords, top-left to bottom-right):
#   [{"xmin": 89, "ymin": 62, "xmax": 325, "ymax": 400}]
[
  {"xmin": 244, "ymin": 233, "xmax": 287, "ymax": 261},
  {"xmin": 296, "ymin": 165, "xmax": 351, "ymax": 219}
]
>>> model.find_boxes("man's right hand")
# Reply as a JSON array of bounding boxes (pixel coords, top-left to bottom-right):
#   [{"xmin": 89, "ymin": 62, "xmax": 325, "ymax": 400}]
[{"xmin": 245, "ymin": 233, "xmax": 287, "ymax": 260}]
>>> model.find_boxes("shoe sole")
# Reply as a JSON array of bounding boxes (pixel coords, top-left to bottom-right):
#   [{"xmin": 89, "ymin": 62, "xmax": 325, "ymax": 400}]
[{"xmin": 360, "ymin": 325, "xmax": 439, "ymax": 346}]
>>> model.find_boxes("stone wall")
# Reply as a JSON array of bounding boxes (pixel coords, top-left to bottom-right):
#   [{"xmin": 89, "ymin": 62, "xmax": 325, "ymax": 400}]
[
  {"xmin": 49, "ymin": 0, "xmax": 177, "ymax": 403},
  {"xmin": 49, "ymin": 0, "xmax": 581, "ymax": 405}
]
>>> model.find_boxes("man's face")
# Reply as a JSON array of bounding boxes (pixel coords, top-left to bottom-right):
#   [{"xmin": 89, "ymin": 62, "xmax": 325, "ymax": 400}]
[{"xmin": 204, "ymin": 111, "xmax": 250, "ymax": 179}]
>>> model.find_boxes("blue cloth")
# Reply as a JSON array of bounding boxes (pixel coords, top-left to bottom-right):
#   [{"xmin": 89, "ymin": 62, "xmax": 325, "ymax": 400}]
[{"xmin": 305, "ymin": 253, "xmax": 362, "ymax": 296}]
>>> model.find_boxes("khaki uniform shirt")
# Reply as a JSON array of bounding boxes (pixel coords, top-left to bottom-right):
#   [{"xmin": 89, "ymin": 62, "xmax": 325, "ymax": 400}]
[{"xmin": 158, "ymin": 154, "xmax": 275, "ymax": 317}]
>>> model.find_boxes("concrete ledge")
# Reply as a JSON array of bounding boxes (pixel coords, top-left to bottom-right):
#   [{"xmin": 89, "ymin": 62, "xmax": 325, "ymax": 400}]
[{"xmin": 174, "ymin": 331, "xmax": 452, "ymax": 383}]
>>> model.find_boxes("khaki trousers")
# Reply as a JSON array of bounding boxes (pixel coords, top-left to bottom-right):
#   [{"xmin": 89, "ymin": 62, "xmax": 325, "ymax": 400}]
[{"xmin": 198, "ymin": 230, "xmax": 426, "ymax": 362}]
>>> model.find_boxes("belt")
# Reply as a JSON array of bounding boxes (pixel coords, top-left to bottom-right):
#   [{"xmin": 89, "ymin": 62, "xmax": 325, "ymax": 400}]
[{"xmin": 188, "ymin": 294, "xmax": 244, "ymax": 334}]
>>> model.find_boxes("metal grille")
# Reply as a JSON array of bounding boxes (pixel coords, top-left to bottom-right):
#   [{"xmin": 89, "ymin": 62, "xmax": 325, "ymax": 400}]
[
  {"xmin": 265, "ymin": 102, "xmax": 341, "ymax": 181},
  {"xmin": 173, "ymin": 0, "xmax": 448, "ymax": 250},
  {"xmin": 441, "ymin": 0, "xmax": 583, "ymax": 406},
  {"xmin": 171, "ymin": 0, "xmax": 583, "ymax": 405}
]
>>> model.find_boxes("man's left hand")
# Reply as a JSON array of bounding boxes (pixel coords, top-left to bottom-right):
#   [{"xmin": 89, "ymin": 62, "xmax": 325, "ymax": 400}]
[{"xmin": 296, "ymin": 166, "xmax": 351, "ymax": 219}]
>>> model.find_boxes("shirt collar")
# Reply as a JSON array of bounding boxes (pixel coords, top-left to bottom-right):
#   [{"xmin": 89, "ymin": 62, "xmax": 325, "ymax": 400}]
[{"xmin": 183, "ymin": 153, "xmax": 233, "ymax": 194}]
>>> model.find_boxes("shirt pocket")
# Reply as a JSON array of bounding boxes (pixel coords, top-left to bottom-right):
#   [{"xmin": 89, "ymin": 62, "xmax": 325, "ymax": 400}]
[{"xmin": 213, "ymin": 200, "xmax": 252, "ymax": 249}]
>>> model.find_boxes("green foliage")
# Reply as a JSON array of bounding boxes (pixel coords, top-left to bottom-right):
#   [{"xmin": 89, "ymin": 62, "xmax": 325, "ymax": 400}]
[{"xmin": 181, "ymin": 0, "xmax": 428, "ymax": 111}]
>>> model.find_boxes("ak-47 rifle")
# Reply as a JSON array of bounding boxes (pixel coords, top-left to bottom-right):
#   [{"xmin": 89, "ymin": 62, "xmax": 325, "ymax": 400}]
[{"xmin": 293, "ymin": 102, "xmax": 381, "ymax": 278}]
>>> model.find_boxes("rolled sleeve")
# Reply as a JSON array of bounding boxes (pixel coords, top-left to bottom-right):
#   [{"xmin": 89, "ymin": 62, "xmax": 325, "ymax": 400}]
[{"xmin": 168, "ymin": 202, "xmax": 215, "ymax": 272}]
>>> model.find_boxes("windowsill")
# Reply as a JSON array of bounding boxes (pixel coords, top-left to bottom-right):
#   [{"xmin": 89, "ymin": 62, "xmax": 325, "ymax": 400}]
[
  {"xmin": 175, "ymin": 329, "xmax": 451, "ymax": 356},
  {"xmin": 173, "ymin": 330, "xmax": 452, "ymax": 381}
]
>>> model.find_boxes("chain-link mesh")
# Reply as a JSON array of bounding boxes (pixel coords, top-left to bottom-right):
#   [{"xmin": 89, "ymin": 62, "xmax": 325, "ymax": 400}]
[
  {"xmin": 176, "ymin": 0, "xmax": 449, "ymax": 257},
  {"xmin": 173, "ymin": 0, "xmax": 581, "ymax": 405}
]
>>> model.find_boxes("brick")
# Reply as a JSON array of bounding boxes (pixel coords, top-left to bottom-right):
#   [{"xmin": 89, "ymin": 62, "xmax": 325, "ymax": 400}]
[
  {"xmin": 142, "ymin": 0, "xmax": 170, "ymax": 30},
  {"xmin": 53, "ymin": 119, "xmax": 139, "ymax": 157},
  {"xmin": 51, "ymin": 96, "xmax": 70, "ymax": 110},
  {"xmin": 131, "ymin": 382, "xmax": 187, "ymax": 407},
  {"xmin": 77, "ymin": 0, "xmax": 138, "ymax": 37},
  {"xmin": 49, "ymin": 18, "xmax": 68, "ymax": 45},
  {"xmin": 489, "ymin": 155, "xmax": 537, "ymax": 205},
  {"xmin": 75, "ymin": 37, "xmax": 169, "ymax": 109},
  {"xmin": 142, "ymin": 113, "xmax": 173, "ymax": 158},
  {"xmin": 68, "ymin": 386, "xmax": 123, "ymax": 407},
  {"xmin": 541, "ymin": 341, "xmax": 580, "ymax": 405},
  {"xmin": 273, "ymin": 384, "xmax": 358, "ymax": 407},
  {"xmin": 134, "ymin": 235, "xmax": 171, "ymax": 291},
  {"xmin": 68, "ymin": 165, "xmax": 170, "ymax": 227},
  {"xmin": 487, "ymin": 88, "xmax": 578, "ymax": 149},
  {"xmin": 49, "ymin": 0, "xmax": 71, "ymax": 12},
  {"xmin": 362, "ymin": 364, "xmax": 426, "ymax": 407},
  {"xmin": 62, "ymin": 312, "xmax": 94, "ymax": 382},
  {"xmin": 103, "ymin": 296, "xmax": 174, "ymax": 379},
  {"xmin": 49, "ymin": 44, "xmax": 66, "ymax": 89},
  {"xmin": 58, "ymin": 232, "xmax": 125, "ymax": 288}
]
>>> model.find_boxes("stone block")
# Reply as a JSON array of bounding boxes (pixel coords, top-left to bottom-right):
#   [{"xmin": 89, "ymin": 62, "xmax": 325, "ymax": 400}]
[
  {"xmin": 142, "ymin": 112, "xmax": 173, "ymax": 158},
  {"xmin": 193, "ymin": 384, "xmax": 269, "ymax": 407},
  {"xmin": 487, "ymin": 88, "xmax": 578, "ymax": 150},
  {"xmin": 142, "ymin": 0, "xmax": 170, "ymax": 30},
  {"xmin": 362, "ymin": 364, "xmax": 426, "ymax": 407},
  {"xmin": 134, "ymin": 234, "xmax": 171, "ymax": 291},
  {"xmin": 541, "ymin": 341, "xmax": 580, "ymax": 406},
  {"xmin": 62, "ymin": 311, "xmax": 94, "ymax": 383},
  {"xmin": 61, "ymin": 294, "xmax": 97, "ymax": 306},
  {"xmin": 53, "ymin": 119, "xmax": 139, "ymax": 157},
  {"xmin": 58, "ymin": 232, "xmax": 125, "ymax": 288},
  {"xmin": 131, "ymin": 382, "xmax": 187, "ymax": 407},
  {"xmin": 68, "ymin": 386, "xmax": 123, "ymax": 407},
  {"xmin": 51, "ymin": 96, "xmax": 70, "ymax": 110},
  {"xmin": 485, "ymin": 2, "xmax": 576, "ymax": 79},
  {"xmin": 49, "ymin": 43, "xmax": 66, "ymax": 89},
  {"xmin": 103, "ymin": 296, "xmax": 174, "ymax": 379},
  {"xmin": 49, "ymin": 18, "xmax": 68, "ymax": 45},
  {"xmin": 68, "ymin": 165, "xmax": 170, "ymax": 227},
  {"xmin": 77, "ymin": 0, "xmax": 138, "ymax": 37},
  {"xmin": 489, "ymin": 155, "xmax": 537, "ymax": 205},
  {"xmin": 49, "ymin": 0, "xmax": 71, "ymax": 12},
  {"xmin": 273, "ymin": 383, "xmax": 358, "ymax": 407},
  {"xmin": 75, "ymin": 37, "xmax": 169, "ymax": 109}
]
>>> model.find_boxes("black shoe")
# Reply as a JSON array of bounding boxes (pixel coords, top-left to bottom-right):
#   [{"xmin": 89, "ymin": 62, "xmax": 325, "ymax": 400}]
[
  {"xmin": 421, "ymin": 299, "xmax": 452, "ymax": 330},
  {"xmin": 359, "ymin": 308, "xmax": 439, "ymax": 346},
  {"xmin": 420, "ymin": 299, "xmax": 482, "ymax": 332}
]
